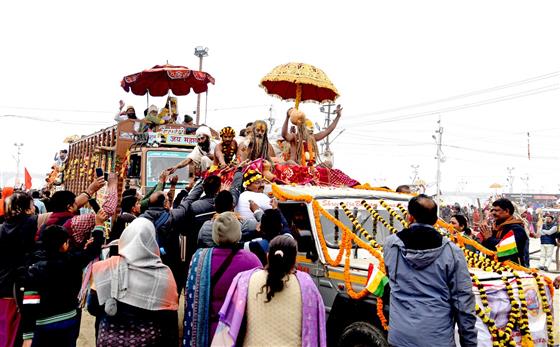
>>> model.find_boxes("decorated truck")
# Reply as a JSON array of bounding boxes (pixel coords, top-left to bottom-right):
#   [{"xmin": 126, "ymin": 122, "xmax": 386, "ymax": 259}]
[
  {"xmin": 63, "ymin": 119, "xmax": 198, "ymax": 196},
  {"xmin": 270, "ymin": 184, "xmax": 557, "ymax": 347}
]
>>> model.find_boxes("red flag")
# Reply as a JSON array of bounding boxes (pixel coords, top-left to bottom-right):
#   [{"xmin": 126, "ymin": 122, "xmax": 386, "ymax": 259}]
[{"xmin": 24, "ymin": 168, "xmax": 32, "ymax": 190}]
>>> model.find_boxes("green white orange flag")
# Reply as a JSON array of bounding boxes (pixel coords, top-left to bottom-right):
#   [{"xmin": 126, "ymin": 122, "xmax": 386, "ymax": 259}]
[
  {"xmin": 496, "ymin": 231, "xmax": 518, "ymax": 258},
  {"xmin": 366, "ymin": 263, "xmax": 388, "ymax": 297}
]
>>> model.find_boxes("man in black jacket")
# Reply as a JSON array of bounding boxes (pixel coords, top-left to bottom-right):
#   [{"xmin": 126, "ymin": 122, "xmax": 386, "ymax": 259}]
[{"xmin": 140, "ymin": 186, "xmax": 197, "ymax": 293}]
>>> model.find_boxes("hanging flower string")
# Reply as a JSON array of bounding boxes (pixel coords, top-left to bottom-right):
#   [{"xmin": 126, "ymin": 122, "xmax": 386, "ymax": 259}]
[
  {"xmin": 271, "ymin": 184, "xmax": 554, "ymax": 336},
  {"xmin": 339, "ymin": 202, "xmax": 383, "ymax": 250},
  {"xmin": 360, "ymin": 200, "xmax": 398, "ymax": 234},
  {"xmin": 378, "ymin": 200, "xmax": 408, "ymax": 228},
  {"xmin": 531, "ymin": 272, "xmax": 555, "ymax": 346}
]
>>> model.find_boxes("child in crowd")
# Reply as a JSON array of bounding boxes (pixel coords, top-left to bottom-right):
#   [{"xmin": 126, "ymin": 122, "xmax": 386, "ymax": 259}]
[{"xmin": 20, "ymin": 212, "xmax": 106, "ymax": 347}]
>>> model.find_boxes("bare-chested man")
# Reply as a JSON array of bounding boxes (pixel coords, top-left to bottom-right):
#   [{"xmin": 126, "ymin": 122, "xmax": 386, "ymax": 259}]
[
  {"xmin": 168, "ymin": 126, "xmax": 215, "ymax": 174},
  {"xmin": 281, "ymin": 105, "xmax": 342, "ymax": 166},
  {"xmin": 237, "ymin": 120, "xmax": 277, "ymax": 162},
  {"xmin": 214, "ymin": 126, "xmax": 238, "ymax": 169}
]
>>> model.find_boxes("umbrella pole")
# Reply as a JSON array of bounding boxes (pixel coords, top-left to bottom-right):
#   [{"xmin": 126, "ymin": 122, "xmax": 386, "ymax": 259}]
[
  {"xmin": 295, "ymin": 84, "xmax": 302, "ymax": 110},
  {"xmin": 146, "ymin": 92, "xmax": 150, "ymax": 109}
]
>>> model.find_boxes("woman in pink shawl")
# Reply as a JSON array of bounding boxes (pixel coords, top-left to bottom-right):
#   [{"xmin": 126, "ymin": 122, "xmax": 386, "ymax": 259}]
[{"xmin": 212, "ymin": 235, "xmax": 326, "ymax": 347}]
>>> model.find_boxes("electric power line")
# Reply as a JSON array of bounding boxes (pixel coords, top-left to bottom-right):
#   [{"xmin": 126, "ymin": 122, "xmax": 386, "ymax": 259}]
[
  {"xmin": 343, "ymin": 84, "xmax": 560, "ymax": 127},
  {"xmin": 343, "ymin": 70, "xmax": 560, "ymax": 120},
  {"xmin": 1, "ymin": 114, "xmax": 110, "ymax": 126}
]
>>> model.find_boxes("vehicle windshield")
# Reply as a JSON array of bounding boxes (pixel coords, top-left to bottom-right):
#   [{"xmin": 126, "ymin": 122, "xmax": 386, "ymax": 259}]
[
  {"xmin": 146, "ymin": 150, "xmax": 191, "ymax": 188},
  {"xmin": 279, "ymin": 200, "xmax": 407, "ymax": 249},
  {"xmin": 319, "ymin": 207, "xmax": 398, "ymax": 247}
]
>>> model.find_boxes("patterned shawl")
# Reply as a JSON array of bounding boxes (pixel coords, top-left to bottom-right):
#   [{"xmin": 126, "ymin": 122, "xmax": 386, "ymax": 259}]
[
  {"xmin": 92, "ymin": 218, "xmax": 178, "ymax": 312},
  {"xmin": 212, "ymin": 268, "xmax": 327, "ymax": 347},
  {"xmin": 183, "ymin": 248, "xmax": 213, "ymax": 347}
]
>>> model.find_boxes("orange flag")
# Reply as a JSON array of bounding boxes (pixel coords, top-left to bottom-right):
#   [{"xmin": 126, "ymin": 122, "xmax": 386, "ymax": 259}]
[{"xmin": 24, "ymin": 168, "xmax": 32, "ymax": 190}]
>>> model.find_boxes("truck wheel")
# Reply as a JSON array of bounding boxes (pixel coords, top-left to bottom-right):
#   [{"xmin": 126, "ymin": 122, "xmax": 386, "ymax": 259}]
[{"xmin": 337, "ymin": 321, "xmax": 388, "ymax": 347}]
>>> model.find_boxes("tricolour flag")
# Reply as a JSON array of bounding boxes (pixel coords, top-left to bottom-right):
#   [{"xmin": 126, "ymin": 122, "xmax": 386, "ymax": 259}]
[
  {"xmin": 23, "ymin": 291, "xmax": 40, "ymax": 305},
  {"xmin": 496, "ymin": 231, "xmax": 518, "ymax": 258},
  {"xmin": 366, "ymin": 263, "xmax": 389, "ymax": 297}
]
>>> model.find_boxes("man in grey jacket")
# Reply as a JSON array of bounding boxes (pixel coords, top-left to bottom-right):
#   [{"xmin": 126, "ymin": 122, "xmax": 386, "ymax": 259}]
[{"xmin": 384, "ymin": 194, "xmax": 477, "ymax": 347}]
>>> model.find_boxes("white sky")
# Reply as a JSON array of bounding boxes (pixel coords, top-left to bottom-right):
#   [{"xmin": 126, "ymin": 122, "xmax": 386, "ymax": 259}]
[{"xmin": 1, "ymin": 0, "xmax": 560, "ymax": 194}]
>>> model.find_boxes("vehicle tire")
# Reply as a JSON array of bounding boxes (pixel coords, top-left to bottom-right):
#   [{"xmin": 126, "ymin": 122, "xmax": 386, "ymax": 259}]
[{"xmin": 337, "ymin": 321, "xmax": 388, "ymax": 347}]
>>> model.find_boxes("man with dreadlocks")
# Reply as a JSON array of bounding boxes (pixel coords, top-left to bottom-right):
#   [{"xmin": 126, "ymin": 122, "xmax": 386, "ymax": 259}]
[
  {"xmin": 214, "ymin": 126, "xmax": 239, "ymax": 169},
  {"xmin": 282, "ymin": 105, "xmax": 342, "ymax": 166},
  {"xmin": 238, "ymin": 120, "xmax": 277, "ymax": 162}
]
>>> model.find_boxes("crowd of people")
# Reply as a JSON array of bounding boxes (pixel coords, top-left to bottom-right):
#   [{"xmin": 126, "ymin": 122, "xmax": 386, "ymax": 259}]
[
  {"xmin": 1, "ymin": 101, "xmax": 559, "ymax": 346},
  {"xmin": 441, "ymin": 197, "xmax": 560, "ymax": 271},
  {"xmin": 0, "ymin": 160, "xmax": 329, "ymax": 347},
  {"xmin": 1, "ymin": 172, "xmax": 560, "ymax": 346}
]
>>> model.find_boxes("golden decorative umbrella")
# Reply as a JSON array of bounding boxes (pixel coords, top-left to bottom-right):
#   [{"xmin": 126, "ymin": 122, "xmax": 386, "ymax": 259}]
[
  {"xmin": 63, "ymin": 135, "xmax": 80, "ymax": 144},
  {"xmin": 489, "ymin": 183, "xmax": 503, "ymax": 189},
  {"xmin": 259, "ymin": 62, "xmax": 339, "ymax": 109}
]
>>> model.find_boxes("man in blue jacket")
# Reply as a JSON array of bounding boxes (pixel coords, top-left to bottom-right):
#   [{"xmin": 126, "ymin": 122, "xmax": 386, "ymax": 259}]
[{"xmin": 384, "ymin": 194, "xmax": 477, "ymax": 347}]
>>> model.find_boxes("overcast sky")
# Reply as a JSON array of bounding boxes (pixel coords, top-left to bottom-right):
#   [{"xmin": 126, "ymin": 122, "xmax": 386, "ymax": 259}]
[{"xmin": 1, "ymin": 1, "xmax": 560, "ymax": 195}]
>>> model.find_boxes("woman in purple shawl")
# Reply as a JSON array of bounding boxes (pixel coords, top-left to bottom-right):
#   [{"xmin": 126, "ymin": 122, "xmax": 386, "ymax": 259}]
[{"xmin": 212, "ymin": 235, "xmax": 326, "ymax": 347}]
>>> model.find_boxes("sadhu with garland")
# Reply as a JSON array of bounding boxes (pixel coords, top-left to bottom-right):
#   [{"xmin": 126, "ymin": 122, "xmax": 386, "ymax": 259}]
[
  {"xmin": 281, "ymin": 105, "xmax": 342, "ymax": 167},
  {"xmin": 213, "ymin": 126, "xmax": 239, "ymax": 169}
]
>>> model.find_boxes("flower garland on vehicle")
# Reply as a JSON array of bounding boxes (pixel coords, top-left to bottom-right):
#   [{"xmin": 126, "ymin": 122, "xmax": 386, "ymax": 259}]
[
  {"xmin": 360, "ymin": 201, "xmax": 398, "ymax": 234},
  {"xmin": 474, "ymin": 304, "xmax": 515, "ymax": 347},
  {"xmin": 513, "ymin": 271, "xmax": 533, "ymax": 345},
  {"xmin": 531, "ymin": 272, "xmax": 555, "ymax": 346},
  {"xmin": 396, "ymin": 203, "xmax": 408, "ymax": 218},
  {"xmin": 271, "ymin": 184, "xmax": 554, "ymax": 336},
  {"xmin": 498, "ymin": 271, "xmax": 521, "ymax": 341},
  {"xmin": 378, "ymin": 200, "xmax": 408, "ymax": 228},
  {"xmin": 471, "ymin": 274, "xmax": 516, "ymax": 346},
  {"xmin": 311, "ymin": 200, "xmax": 389, "ymax": 330},
  {"xmin": 340, "ymin": 202, "xmax": 382, "ymax": 250}
]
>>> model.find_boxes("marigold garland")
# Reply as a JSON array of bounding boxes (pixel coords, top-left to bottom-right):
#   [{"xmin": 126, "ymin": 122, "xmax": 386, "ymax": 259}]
[
  {"xmin": 396, "ymin": 203, "xmax": 408, "ymax": 218},
  {"xmin": 271, "ymin": 183, "xmax": 313, "ymax": 203},
  {"xmin": 378, "ymin": 199, "xmax": 408, "ymax": 228},
  {"xmin": 512, "ymin": 271, "xmax": 533, "ymax": 345},
  {"xmin": 352, "ymin": 183, "xmax": 394, "ymax": 192},
  {"xmin": 474, "ymin": 304, "xmax": 515, "ymax": 347},
  {"xmin": 271, "ymin": 184, "xmax": 555, "ymax": 337},
  {"xmin": 498, "ymin": 271, "xmax": 520, "ymax": 339},
  {"xmin": 339, "ymin": 202, "xmax": 382, "ymax": 250},
  {"xmin": 360, "ymin": 200, "xmax": 398, "ymax": 234},
  {"xmin": 376, "ymin": 297, "xmax": 388, "ymax": 331},
  {"xmin": 531, "ymin": 272, "xmax": 555, "ymax": 346}
]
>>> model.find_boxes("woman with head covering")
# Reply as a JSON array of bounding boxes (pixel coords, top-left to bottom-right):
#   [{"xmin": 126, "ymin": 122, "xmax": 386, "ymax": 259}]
[
  {"xmin": 183, "ymin": 212, "xmax": 261, "ymax": 347},
  {"xmin": 0, "ymin": 191, "xmax": 36, "ymax": 347},
  {"xmin": 90, "ymin": 218, "xmax": 179, "ymax": 347},
  {"xmin": 213, "ymin": 234, "xmax": 326, "ymax": 347}
]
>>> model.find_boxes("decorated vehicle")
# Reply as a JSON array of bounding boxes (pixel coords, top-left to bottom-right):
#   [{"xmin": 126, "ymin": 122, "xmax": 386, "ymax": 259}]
[
  {"xmin": 270, "ymin": 184, "xmax": 557, "ymax": 347},
  {"xmin": 63, "ymin": 119, "xmax": 197, "ymax": 196}
]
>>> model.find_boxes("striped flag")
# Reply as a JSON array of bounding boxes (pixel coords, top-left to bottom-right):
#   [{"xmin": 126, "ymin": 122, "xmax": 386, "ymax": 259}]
[
  {"xmin": 366, "ymin": 263, "xmax": 388, "ymax": 297},
  {"xmin": 23, "ymin": 291, "xmax": 40, "ymax": 305},
  {"xmin": 496, "ymin": 231, "xmax": 518, "ymax": 258}
]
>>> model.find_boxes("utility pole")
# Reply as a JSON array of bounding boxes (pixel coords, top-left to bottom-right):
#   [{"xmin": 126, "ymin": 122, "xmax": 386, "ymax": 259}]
[
  {"xmin": 506, "ymin": 166, "xmax": 515, "ymax": 193},
  {"xmin": 194, "ymin": 46, "xmax": 209, "ymax": 125},
  {"xmin": 410, "ymin": 164, "xmax": 420, "ymax": 184},
  {"xmin": 520, "ymin": 174, "xmax": 529, "ymax": 205},
  {"xmin": 14, "ymin": 142, "xmax": 23, "ymax": 186},
  {"xmin": 432, "ymin": 116, "xmax": 444, "ymax": 212},
  {"xmin": 319, "ymin": 103, "xmax": 336, "ymax": 164},
  {"xmin": 266, "ymin": 105, "xmax": 275, "ymax": 133}
]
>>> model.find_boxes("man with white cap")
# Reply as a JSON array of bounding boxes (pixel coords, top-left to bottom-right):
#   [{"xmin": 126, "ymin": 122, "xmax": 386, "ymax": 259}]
[{"xmin": 168, "ymin": 126, "xmax": 216, "ymax": 175}]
